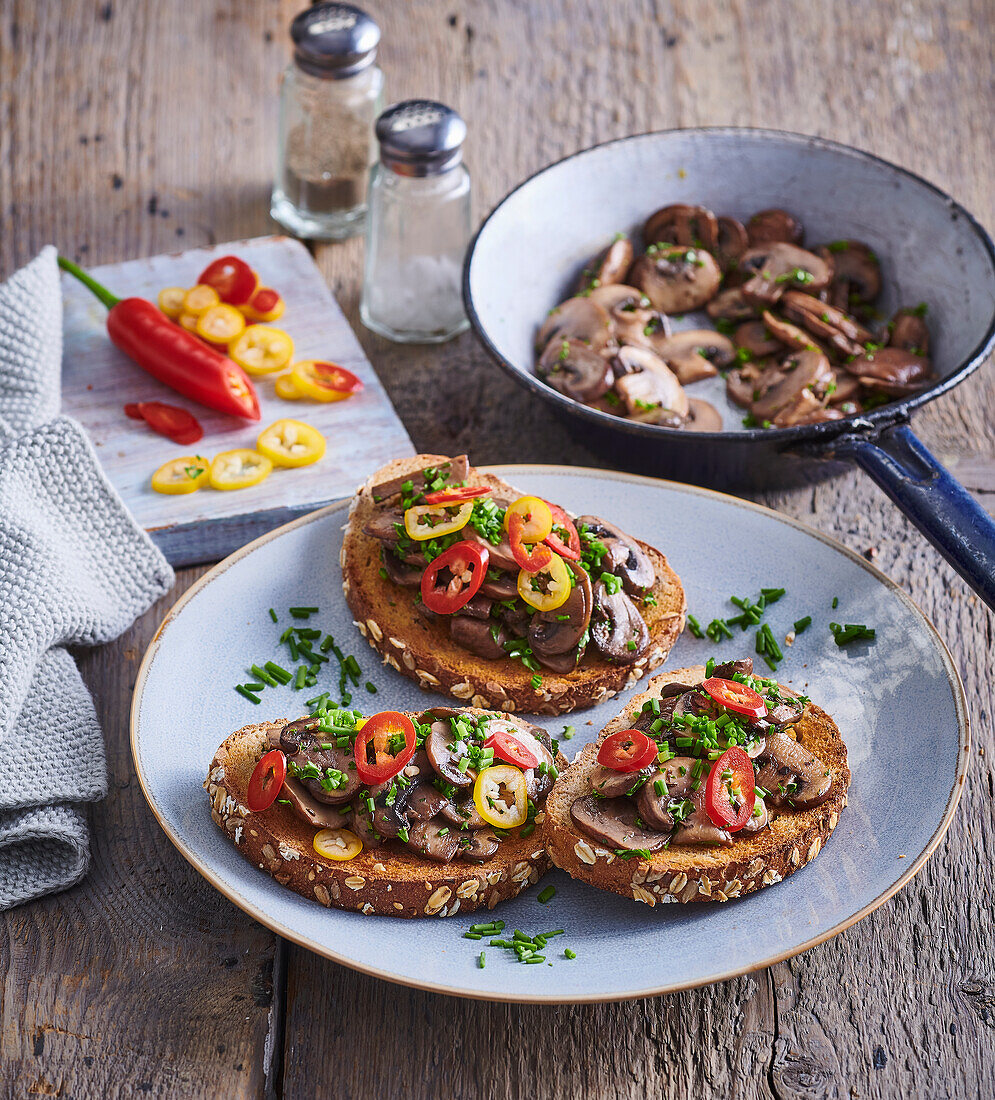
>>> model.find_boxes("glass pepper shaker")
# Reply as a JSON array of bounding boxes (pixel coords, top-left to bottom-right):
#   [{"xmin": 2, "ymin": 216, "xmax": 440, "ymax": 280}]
[
  {"xmin": 360, "ymin": 100, "xmax": 471, "ymax": 344},
  {"xmin": 271, "ymin": 3, "xmax": 384, "ymax": 241}
]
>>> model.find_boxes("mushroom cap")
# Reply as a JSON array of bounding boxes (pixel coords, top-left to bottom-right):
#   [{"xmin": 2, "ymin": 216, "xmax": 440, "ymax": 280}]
[
  {"xmin": 888, "ymin": 308, "xmax": 930, "ymax": 355},
  {"xmin": 577, "ymin": 515, "xmax": 657, "ymax": 593},
  {"xmin": 751, "ymin": 349, "xmax": 834, "ymax": 420},
  {"xmin": 590, "ymin": 579, "xmax": 651, "ymax": 663},
  {"xmin": 611, "ymin": 346, "xmax": 690, "ymax": 420},
  {"xmin": 819, "ymin": 240, "xmax": 881, "ymax": 302},
  {"xmin": 747, "ymin": 208, "xmax": 805, "ymax": 246},
  {"xmin": 844, "ymin": 346, "xmax": 931, "ymax": 394},
  {"xmin": 716, "ymin": 215, "xmax": 750, "ymax": 271},
  {"xmin": 569, "ymin": 794, "xmax": 670, "ymax": 852},
  {"xmin": 739, "ymin": 243, "xmax": 832, "ymax": 307},
  {"xmin": 644, "ymin": 203, "xmax": 719, "ymax": 250},
  {"xmin": 686, "ymin": 397, "xmax": 723, "ymax": 431},
  {"xmin": 579, "ymin": 235, "xmax": 635, "ymax": 293},
  {"xmin": 755, "ymin": 730, "xmax": 833, "ymax": 809},
  {"xmin": 589, "ymin": 284, "xmax": 673, "ymax": 352},
  {"xmin": 536, "ymin": 295, "xmax": 614, "ymax": 354},
  {"xmin": 780, "ymin": 291, "xmax": 872, "ymax": 358},
  {"xmin": 537, "ymin": 337, "xmax": 614, "ymax": 403},
  {"xmin": 761, "ymin": 309, "xmax": 826, "ymax": 354},
  {"xmin": 734, "ymin": 320, "xmax": 785, "ymax": 358},
  {"xmin": 706, "ymin": 285, "xmax": 757, "ymax": 322},
  {"xmin": 529, "ymin": 561, "xmax": 593, "ymax": 660},
  {"xmin": 656, "ymin": 329, "xmax": 736, "ymax": 384},
  {"xmin": 630, "ymin": 247, "xmax": 723, "ymax": 314}
]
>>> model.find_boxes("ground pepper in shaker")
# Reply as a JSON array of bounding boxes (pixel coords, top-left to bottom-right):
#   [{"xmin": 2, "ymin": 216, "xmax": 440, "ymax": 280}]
[
  {"xmin": 271, "ymin": 3, "xmax": 383, "ymax": 241},
  {"xmin": 360, "ymin": 100, "xmax": 471, "ymax": 343}
]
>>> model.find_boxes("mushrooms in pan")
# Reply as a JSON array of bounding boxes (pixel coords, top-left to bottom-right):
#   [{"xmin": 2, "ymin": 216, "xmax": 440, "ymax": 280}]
[{"xmin": 534, "ymin": 204, "xmax": 934, "ymax": 431}]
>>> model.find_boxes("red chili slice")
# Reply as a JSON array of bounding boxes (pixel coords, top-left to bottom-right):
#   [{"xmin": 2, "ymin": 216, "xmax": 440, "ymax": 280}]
[
  {"xmin": 597, "ymin": 729, "xmax": 658, "ymax": 773},
  {"xmin": 354, "ymin": 711, "xmax": 417, "ymax": 785},
  {"xmin": 197, "ymin": 255, "xmax": 258, "ymax": 306},
  {"xmin": 544, "ymin": 502, "xmax": 581, "ymax": 561},
  {"xmin": 422, "ymin": 486, "xmax": 491, "ymax": 505},
  {"xmin": 246, "ymin": 749, "xmax": 287, "ymax": 813},
  {"xmin": 507, "ymin": 512, "xmax": 554, "ymax": 573},
  {"xmin": 705, "ymin": 746, "xmax": 756, "ymax": 831},
  {"xmin": 421, "ymin": 540, "xmax": 489, "ymax": 615},
  {"xmin": 124, "ymin": 403, "xmax": 144, "ymax": 420},
  {"xmin": 701, "ymin": 677, "xmax": 767, "ymax": 720},
  {"xmin": 131, "ymin": 401, "xmax": 204, "ymax": 445},
  {"xmin": 485, "ymin": 729, "xmax": 540, "ymax": 770},
  {"xmin": 249, "ymin": 286, "xmax": 281, "ymax": 314}
]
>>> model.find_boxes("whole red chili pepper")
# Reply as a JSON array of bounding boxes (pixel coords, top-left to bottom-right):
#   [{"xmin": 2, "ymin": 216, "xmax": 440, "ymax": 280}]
[{"xmin": 58, "ymin": 256, "xmax": 260, "ymax": 421}]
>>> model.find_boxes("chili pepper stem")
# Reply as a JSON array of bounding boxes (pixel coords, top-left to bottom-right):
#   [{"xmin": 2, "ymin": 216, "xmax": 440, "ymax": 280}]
[{"xmin": 57, "ymin": 255, "xmax": 120, "ymax": 309}]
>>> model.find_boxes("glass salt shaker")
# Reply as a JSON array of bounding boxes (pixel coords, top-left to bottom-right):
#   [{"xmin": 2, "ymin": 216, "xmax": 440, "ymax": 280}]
[
  {"xmin": 360, "ymin": 100, "xmax": 472, "ymax": 343},
  {"xmin": 271, "ymin": 3, "xmax": 384, "ymax": 241}
]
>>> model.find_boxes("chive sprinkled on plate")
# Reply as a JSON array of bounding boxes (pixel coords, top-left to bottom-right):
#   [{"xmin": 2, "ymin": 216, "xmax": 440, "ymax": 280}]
[{"xmin": 537, "ymin": 885, "xmax": 555, "ymax": 904}]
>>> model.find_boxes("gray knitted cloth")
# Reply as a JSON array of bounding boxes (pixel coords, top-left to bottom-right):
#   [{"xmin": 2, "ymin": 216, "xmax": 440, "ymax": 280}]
[{"xmin": 0, "ymin": 247, "xmax": 174, "ymax": 910}]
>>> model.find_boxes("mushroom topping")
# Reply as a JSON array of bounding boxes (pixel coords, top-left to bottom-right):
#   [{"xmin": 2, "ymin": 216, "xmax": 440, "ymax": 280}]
[
  {"xmin": 671, "ymin": 782, "xmax": 734, "ymax": 846},
  {"xmin": 536, "ymin": 296, "xmax": 614, "ymax": 355},
  {"xmin": 611, "ymin": 347, "xmax": 690, "ymax": 422},
  {"xmin": 590, "ymin": 579, "xmax": 650, "ymax": 663},
  {"xmin": 739, "ymin": 243, "xmax": 831, "ymax": 307},
  {"xmin": 644, "ymin": 203, "xmax": 720, "ymax": 251},
  {"xmin": 569, "ymin": 794, "xmax": 670, "ymax": 852},
  {"xmin": 461, "ymin": 830, "xmax": 500, "ymax": 862},
  {"xmin": 686, "ymin": 398, "xmax": 723, "ymax": 431},
  {"xmin": 588, "ymin": 762, "xmax": 655, "ymax": 799},
  {"xmin": 538, "ymin": 337, "xmax": 614, "ymax": 403},
  {"xmin": 821, "ymin": 240, "xmax": 881, "ymax": 306},
  {"xmin": 529, "ymin": 561, "xmax": 592, "ymax": 663},
  {"xmin": 279, "ymin": 718, "xmax": 363, "ymax": 805},
  {"xmin": 765, "ymin": 688, "xmax": 806, "ymax": 727},
  {"xmin": 579, "ymin": 235, "xmax": 634, "ymax": 292},
  {"xmin": 712, "ymin": 658, "xmax": 754, "ymax": 678},
  {"xmin": 726, "ymin": 363, "xmax": 763, "ymax": 409},
  {"xmin": 760, "ymin": 310, "xmax": 826, "ymax": 354},
  {"xmin": 656, "ymin": 330, "xmax": 736, "ymax": 385},
  {"xmin": 707, "ymin": 286, "xmax": 757, "ymax": 322},
  {"xmin": 455, "ymin": 594, "xmax": 493, "ymax": 620},
  {"xmin": 888, "ymin": 308, "xmax": 930, "ymax": 355},
  {"xmin": 747, "ymin": 208, "xmax": 805, "ymax": 246},
  {"xmin": 348, "ymin": 805, "xmax": 383, "ymax": 849},
  {"xmin": 755, "ymin": 731, "xmax": 833, "ymax": 809},
  {"xmin": 772, "ymin": 388, "xmax": 838, "ymax": 427},
  {"xmin": 405, "ymin": 818, "xmax": 460, "ymax": 863},
  {"xmin": 844, "ymin": 347, "xmax": 931, "ymax": 395},
  {"xmin": 752, "ymin": 350, "xmax": 834, "ymax": 421},
  {"xmin": 632, "ymin": 755, "xmax": 697, "ymax": 832},
  {"xmin": 590, "ymin": 284, "xmax": 672, "ymax": 351},
  {"xmin": 780, "ymin": 291, "xmax": 874, "ymax": 359},
  {"xmin": 629, "ymin": 247, "xmax": 723, "ymax": 313},
  {"xmin": 281, "ymin": 775, "xmax": 350, "ymax": 830},
  {"xmin": 362, "ymin": 506, "xmax": 406, "ymax": 545},
  {"xmin": 450, "ymin": 615, "xmax": 508, "ymax": 660},
  {"xmin": 370, "ymin": 456, "xmax": 469, "ymax": 501},
  {"xmin": 575, "ymin": 515, "xmax": 655, "ymax": 592},
  {"xmin": 444, "ymin": 797, "xmax": 487, "ymax": 830},
  {"xmin": 739, "ymin": 799, "xmax": 769, "ymax": 834},
  {"xmin": 734, "ymin": 320, "xmax": 785, "ymax": 358},
  {"xmin": 425, "ymin": 719, "xmax": 475, "ymax": 788},
  {"xmin": 479, "ymin": 570, "xmax": 518, "ymax": 600},
  {"xmin": 404, "ymin": 781, "xmax": 454, "ymax": 822},
  {"xmin": 715, "ymin": 216, "xmax": 750, "ymax": 271},
  {"xmin": 381, "ymin": 549, "xmax": 422, "ymax": 588}
]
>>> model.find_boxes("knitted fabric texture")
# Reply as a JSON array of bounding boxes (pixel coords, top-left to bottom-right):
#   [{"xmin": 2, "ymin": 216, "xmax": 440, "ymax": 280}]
[{"xmin": 0, "ymin": 247, "xmax": 174, "ymax": 909}]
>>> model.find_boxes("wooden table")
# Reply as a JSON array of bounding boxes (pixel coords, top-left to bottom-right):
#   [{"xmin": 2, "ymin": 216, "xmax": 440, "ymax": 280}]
[{"xmin": 2, "ymin": 2, "xmax": 992, "ymax": 1096}]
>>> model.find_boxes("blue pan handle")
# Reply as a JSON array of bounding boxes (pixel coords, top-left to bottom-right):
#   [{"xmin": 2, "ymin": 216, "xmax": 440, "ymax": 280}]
[{"xmin": 831, "ymin": 423, "xmax": 995, "ymax": 611}]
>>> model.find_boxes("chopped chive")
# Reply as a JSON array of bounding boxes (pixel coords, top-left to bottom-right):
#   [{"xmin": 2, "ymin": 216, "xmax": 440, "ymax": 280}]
[
  {"xmin": 525, "ymin": 956, "xmax": 546, "ymax": 964},
  {"xmin": 306, "ymin": 692, "xmax": 330, "ymax": 710},
  {"xmin": 264, "ymin": 661, "xmax": 292, "ymax": 685},
  {"xmin": 320, "ymin": 634, "xmax": 334, "ymax": 653},
  {"xmin": 294, "ymin": 666, "xmax": 307, "ymax": 690},
  {"xmin": 365, "ymin": 681, "xmax": 377, "ymax": 694},
  {"xmin": 793, "ymin": 615, "xmax": 812, "ymax": 634},
  {"xmin": 289, "ymin": 606, "xmax": 319, "ymax": 618},
  {"xmin": 537, "ymin": 886, "xmax": 555, "ymax": 904},
  {"xmin": 686, "ymin": 614, "xmax": 703, "ymax": 638},
  {"xmin": 344, "ymin": 655, "xmax": 361, "ymax": 684},
  {"xmin": 564, "ymin": 948, "xmax": 576, "ymax": 959},
  {"xmin": 478, "ymin": 951, "xmax": 485, "ymax": 969},
  {"xmin": 463, "ymin": 932, "xmax": 482, "ymax": 940},
  {"xmin": 279, "ymin": 626, "xmax": 294, "ymax": 643},
  {"xmin": 287, "ymin": 636, "xmax": 300, "ymax": 662},
  {"xmin": 268, "ymin": 608, "xmax": 278, "ymax": 623},
  {"xmin": 236, "ymin": 685, "xmax": 261, "ymax": 704},
  {"xmin": 250, "ymin": 664, "xmax": 278, "ymax": 687},
  {"xmin": 832, "ymin": 596, "xmax": 839, "ymax": 609},
  {"xmin": 243, "ymin": 682, "xmax": 265, "ymax": 692}
]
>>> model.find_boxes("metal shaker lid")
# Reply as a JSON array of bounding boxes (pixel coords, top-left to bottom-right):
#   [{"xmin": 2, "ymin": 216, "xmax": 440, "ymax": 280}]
[
  {"xmin": 290, "ymin": 3, "xmax": 380, "ymax": 79},
  {"xmin": 375, "ymin": 100, "xmax": 467, "ymax": 177}
]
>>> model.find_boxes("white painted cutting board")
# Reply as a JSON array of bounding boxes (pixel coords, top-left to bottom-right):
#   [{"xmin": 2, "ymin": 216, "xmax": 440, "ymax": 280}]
[{"xmin": 60, "ymin": 236, "xmax": 414, "ymax": 566}]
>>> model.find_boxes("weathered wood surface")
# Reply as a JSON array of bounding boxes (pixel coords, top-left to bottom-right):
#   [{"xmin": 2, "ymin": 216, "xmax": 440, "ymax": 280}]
[{"xmin": 1, "ymin": 1, "xmax": 993, "ymax": 1098}]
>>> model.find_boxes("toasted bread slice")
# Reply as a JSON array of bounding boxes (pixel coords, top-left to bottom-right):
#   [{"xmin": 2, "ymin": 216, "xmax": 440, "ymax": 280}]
[
  {"xmin": 545, "ymin": 666, "xmax": 850, "ymax": 906},
  {"xmin": 341, "ymin": 454, "xmax": 686, "ymax": 715},
  {"xmin": 205, "ymin": 715, "xmax": 559, "ymax": 918}
]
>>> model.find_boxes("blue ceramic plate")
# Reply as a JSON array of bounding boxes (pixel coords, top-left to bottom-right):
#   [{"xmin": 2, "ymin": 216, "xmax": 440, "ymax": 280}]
[{"xmin": 132, "ymin": 467, "xmax": 969, "ymax": 1003}]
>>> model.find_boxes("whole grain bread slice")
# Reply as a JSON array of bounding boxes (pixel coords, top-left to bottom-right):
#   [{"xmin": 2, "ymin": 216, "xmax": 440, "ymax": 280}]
[
  {"xmin": 205, "ymin": 714, "xmax": 561, "ymax": 918},
  {"xmin": 545, "ymin": 666, "xmax": 851, "ymax": 906},
  {"xmin": 341, "ymin": 454, "xmax": 686, "ymax": 715}
]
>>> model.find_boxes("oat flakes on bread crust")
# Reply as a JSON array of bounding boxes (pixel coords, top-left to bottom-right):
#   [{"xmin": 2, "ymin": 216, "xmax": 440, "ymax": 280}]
[
  {"xmin": 545, "ymin": 666, "xmax": 850, "ymax": 905},
  {"xmin": 205, "ymin": 714, "xmax": 561, "ymax": 918},
  {"xmin": 341, "ymin": 454, "xmax": 686, "ymax": 715}
]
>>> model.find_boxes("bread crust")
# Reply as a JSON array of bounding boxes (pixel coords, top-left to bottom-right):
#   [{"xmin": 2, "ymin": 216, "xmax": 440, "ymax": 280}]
[
  {"xmin": 205, "ymin": 714, "xmax": 561, "ymax": 918},
  {"xmin": 341, "ymin": 455, "xmax": 686, "ymax": 715},
  {"xmin": 545, "ymin": 666, "xmax": 851, "ymax": 906}
]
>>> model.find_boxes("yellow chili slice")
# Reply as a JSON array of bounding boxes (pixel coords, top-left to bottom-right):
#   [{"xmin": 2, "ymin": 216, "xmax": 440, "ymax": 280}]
[
  {"xmin": 157, "ymin": 287, "xmax": 187, "ymax": 319},
  {"xmin": 256, "ymin": 419, "xmax": 326, "ymax": 468},
  {"xmin": 177, "ymin": 312, "xmax": 200, "ymax": 333},
  {"xmin": 196, "ymin": 303, "xmax": 246, "ymax": 344},
  {"xmin": 208, "ymin": 449, "xmax": 273, "ymax": 491},
  {"xmin": 473, "ymin": 765, "xmax": 528, "ymax": 829},
  {"xmin": 517, "ymin": 552, "xmax": 572, "ymax": 611},
  {"xmin": 403, "ymin": 501, "xmax": 473, "ymax": 541},
  {"xmin": 290, "ymin": 359, "xmax": 363, "ymax": 402},
  {"xmin": 182, "ymin": 283, "xmax": 220, "ymax": 316},
  {"xmin": 274, "ymin": 373, "xmax": 301, "ymax": 400},
  {"xmin": 151, "ymin": 455, "xmax": 210, "ymax": 495},
  {"xmin": 313, "ymin": 827, "xmax": 363, "ymax": 861},
  {"xmin": 229, "ymin": 325, "xmax": 295, "ymax": 376},
  {"xmin": 504, "ymin": 496, "xmax": 553, "ymax": 542}
]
